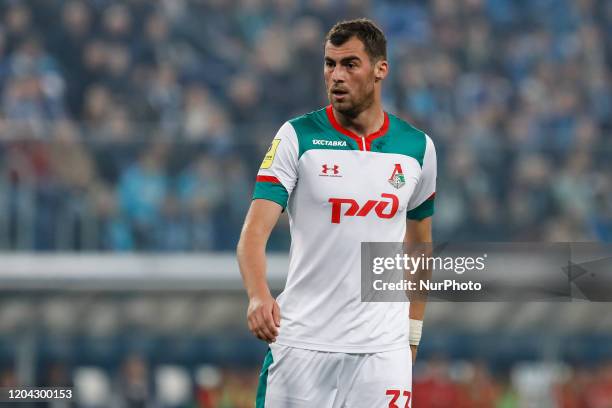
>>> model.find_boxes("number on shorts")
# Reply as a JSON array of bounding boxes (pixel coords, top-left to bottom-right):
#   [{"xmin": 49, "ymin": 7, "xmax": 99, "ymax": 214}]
[{"xmin": 385, "ymin": 389, "xmax": 411, "ymax": 408}]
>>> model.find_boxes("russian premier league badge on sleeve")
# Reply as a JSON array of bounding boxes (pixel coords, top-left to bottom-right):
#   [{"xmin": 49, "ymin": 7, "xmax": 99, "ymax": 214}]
[
  {"xmin": 388, "ymin": 164, "xmax": 405, "ymax": 189},
  {"xmin": 260, "ymin": 139, "xmax": 281, "ymax": 169}
]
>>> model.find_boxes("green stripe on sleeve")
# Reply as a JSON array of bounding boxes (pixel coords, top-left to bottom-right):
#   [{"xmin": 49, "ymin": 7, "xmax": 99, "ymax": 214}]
[
  {"xmin": 253, "ymin": 181, "xmax": 289, "ymax": 209},
  {"xmin": 407, "ymin": 197, "xmax": 435, "ymax": 220},
  {"xmin": 256, "ymin": 348, "xmax": 274, "ymax": 408}
]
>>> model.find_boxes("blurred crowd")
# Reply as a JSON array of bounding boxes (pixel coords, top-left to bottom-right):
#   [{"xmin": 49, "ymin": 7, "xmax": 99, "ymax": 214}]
[
  {"xmin": 1, "ymin": 354, "xmax": 612, "ymax": 407},
  {"xmin": 0, "ymin": 0, "xmax": 610, "ymax": 250}
]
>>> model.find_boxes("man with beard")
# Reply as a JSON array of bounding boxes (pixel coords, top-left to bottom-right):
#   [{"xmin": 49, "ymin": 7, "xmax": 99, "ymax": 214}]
[{"xmin": 237, "ymin": 18, "xmax": 437, "ymax": 407}]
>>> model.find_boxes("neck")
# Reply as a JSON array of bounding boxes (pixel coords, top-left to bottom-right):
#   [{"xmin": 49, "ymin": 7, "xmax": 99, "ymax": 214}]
[{"xmin": 332, "ymin": 99, "xmax": 385, "ymax": 138}]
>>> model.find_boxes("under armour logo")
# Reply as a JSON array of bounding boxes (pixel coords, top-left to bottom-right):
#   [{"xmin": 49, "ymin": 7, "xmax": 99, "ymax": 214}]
[{"xmin": 321, "ymin": 164, "xmax": 340, "ymax": 175}]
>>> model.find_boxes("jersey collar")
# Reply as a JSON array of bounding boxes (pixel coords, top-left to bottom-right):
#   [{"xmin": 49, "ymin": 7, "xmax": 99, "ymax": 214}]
[{"xmin": 325, "ymin": 105, "xmax": 389, "ymax": 151}]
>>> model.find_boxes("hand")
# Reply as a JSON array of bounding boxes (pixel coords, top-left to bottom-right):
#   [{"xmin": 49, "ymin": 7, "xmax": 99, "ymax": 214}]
[
  {"xmin": 247, "ymin": 291, "xmax": 281, "ymax": 343},
  {"xmin": 410, "ymin": 345, "xmax": 418, "ymax": 364}
]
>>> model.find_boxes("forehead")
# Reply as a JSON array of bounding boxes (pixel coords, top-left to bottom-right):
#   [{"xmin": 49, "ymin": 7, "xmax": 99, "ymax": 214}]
[{"xmin": 324, "ymin": 36, "xmax": 368, "ymax": 60}]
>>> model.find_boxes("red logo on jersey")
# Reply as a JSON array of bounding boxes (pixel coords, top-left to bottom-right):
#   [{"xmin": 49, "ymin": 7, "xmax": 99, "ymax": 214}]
[
  {"xmin": 328, "ymin": 193, "xmax": 399, "ymax": 224},
  {"xmin": 321, "ymin": 164, "xmax": 340, "ymax": 175},
  {"xmin": 388, "ymin": 164, "xmax": 406, "ymax": 189}
]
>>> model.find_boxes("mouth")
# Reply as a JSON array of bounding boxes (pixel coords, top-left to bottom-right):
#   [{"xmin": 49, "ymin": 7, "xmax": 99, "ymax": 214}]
[{"xmin": 331, "ymin": 89, "xmax": 349, "ymax": 100}]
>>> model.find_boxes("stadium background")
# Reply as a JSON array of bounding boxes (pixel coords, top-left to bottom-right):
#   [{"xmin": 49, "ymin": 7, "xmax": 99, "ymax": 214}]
[{"xmin": 0, "ymin": 0, "xmax": 610, "ymax": 406}]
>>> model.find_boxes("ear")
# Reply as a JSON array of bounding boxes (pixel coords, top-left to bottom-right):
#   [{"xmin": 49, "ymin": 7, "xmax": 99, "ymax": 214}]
[{"xmin": 374, "ymin": 59, "xmax": 388, "ymax": 82}]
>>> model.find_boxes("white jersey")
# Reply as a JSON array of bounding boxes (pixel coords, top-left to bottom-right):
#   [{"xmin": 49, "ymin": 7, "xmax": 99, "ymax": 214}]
[{"xmin": 253, "ymin": 106, "xmax": 437, "ymax": 353}]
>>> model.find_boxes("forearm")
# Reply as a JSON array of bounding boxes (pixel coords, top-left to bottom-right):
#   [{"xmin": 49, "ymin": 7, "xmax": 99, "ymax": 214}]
[
  {"xmin": 409, "ymin": 254, "xmax": 431, "ymax": 322},
  {"xmin": 237, "ymin": 231, "xmax": 271, "ymax": 298},
  {"xmin": 237, "ymin": 200, "xmax": 283, "ymax": 301},
  {"xmin": 409, "ymin": 300, "xmax": 426, "ymax": 320},
  {"xmin": 409, "ymin": 264, "xmax": 429, "ymax": 350},
  {"xmin": 405, "ymin": 217, "xmax": 432, "ymax": 355},
  {"xmin": 237, "ymin": 204, "xmax": 282, "ymax": 343}
]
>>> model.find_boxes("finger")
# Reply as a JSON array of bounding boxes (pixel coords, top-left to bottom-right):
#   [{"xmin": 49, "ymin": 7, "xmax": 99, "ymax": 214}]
[
  {"xmin": 251, "ymin": 312, "xmax": 262, "ymax": 332},
  {"xmin": 257, "ymin": 309, "xmax": 277, "ymax": 341},
  {"xmin": 263, "ymin": 306, "xmax": 279, "ymax": 337},
  {"xmin": 254, "ymin": 329, "xmax": 266, "ymax": 341},
  {"xmin": 272, "ymin": 302, "xmax": 281, "ymax": 327},
  {"xmin": 255, "ymin": 327, "xmax": 273, "ymax": 343},
  {"xmin": 248, "ymin": 317, "xmax": 258, "ymax": 335},
  {"xmin": 250, "ymin": 324, "xmax": 261, "ymax": 339},
  {"xmin": 258, "ymin": 316, "xmax": 276, "ymax": 342},
  {"xmin": 248, "ymin": 313, "xmax": 258, "ymax": 332},
  {"xmin": 253, "ymin": 311, "xmax": 274, "ymax": 342}
]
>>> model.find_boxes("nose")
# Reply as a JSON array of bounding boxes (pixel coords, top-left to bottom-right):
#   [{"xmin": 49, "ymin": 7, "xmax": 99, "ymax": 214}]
[{"xmin": 330, "ymin": 65, "xmax": 346, "ymax": 83}]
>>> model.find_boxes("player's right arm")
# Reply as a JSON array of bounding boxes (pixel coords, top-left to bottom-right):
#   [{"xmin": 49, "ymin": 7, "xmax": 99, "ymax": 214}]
[
  {"xmin": 237, "ymin": 199, "xmax": 283, "ymax": 343},
  {"xmin": 237, "ymin": 122, "xmax": 299, "ymax": 343}
]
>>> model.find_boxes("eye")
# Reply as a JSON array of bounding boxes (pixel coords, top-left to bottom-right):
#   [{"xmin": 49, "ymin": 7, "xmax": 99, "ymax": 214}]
[
  {"xmin": 346, "ymin": 62, "xmax": 356, "ymax": 69},
  {"xmin": 325, "ymin": 61, "xmax": 334, "ymax": 68}
]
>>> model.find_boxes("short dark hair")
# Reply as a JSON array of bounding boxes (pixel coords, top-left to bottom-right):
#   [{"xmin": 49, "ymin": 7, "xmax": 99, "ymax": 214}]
[{"xmin": 325, "ymin": 18, "xmax": 387, "ymax": 61}]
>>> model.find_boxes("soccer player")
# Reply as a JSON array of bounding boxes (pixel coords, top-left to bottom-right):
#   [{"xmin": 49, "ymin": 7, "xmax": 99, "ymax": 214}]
[{"xmin": 237, "ymin": 18, "xmax": 436, "ymax": 408}]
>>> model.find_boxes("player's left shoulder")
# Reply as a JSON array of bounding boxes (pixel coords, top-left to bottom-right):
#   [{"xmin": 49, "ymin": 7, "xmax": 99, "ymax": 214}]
[
  {"xmin": 386, "ymin": 112, "xmax": 429, "ymax": 140},
  {"xmin": 383, "ymin": 112, "xmax": 433, "ymax": 167}
]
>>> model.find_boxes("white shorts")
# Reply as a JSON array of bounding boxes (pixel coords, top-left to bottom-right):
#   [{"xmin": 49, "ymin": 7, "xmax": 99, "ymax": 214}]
[{"xmin": 256, "ymin": 343, "xmax": 412, "ymax": 408}]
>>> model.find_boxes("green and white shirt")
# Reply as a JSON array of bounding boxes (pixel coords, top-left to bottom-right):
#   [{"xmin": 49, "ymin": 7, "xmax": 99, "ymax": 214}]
[{"xmin": 253, "ymin": 105, "xmax": 436, "ymax": 353}]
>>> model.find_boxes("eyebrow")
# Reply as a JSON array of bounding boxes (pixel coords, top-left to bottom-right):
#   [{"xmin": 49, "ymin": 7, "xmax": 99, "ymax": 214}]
[{"xmin": 325, "ymin": 56, "xmax": 361, "ymax": 64}]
